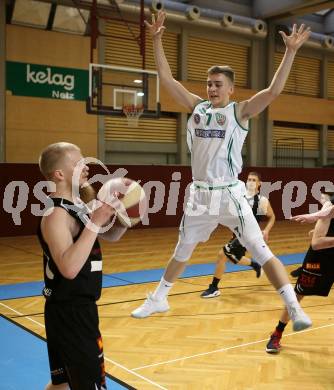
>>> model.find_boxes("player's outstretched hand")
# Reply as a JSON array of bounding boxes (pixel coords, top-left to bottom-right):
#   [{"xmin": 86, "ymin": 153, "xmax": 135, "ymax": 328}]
[
  {"xmin": 291, "ymin": 205, "xmax": 334, "ymax": 224},
  {"xmin": 144, "ymin": 11, "xmax": 166, "ymax": 39},
  {"xmin": 279, "ymin": 24, "xmax": 311, "ymax": 52},
  {"xmin": 291, "ymin": 213, "xmax": 318, "ymax": 224}
]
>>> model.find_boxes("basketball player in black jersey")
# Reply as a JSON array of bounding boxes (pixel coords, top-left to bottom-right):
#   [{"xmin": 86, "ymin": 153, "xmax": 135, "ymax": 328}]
[
  {"xmin": 266, "ymin": 196, "xmax": 334, "ymax": 354},
  {"xmin": 290, "ymin": 191, "xmax": 333, "ymax": 278},
  {"xmin": 38, "ymin": 142, "xmax": 125, "ymax": 390},
  {"xmin": 201, "ymin": 172, "xmax": 276, "ymax": 298}
]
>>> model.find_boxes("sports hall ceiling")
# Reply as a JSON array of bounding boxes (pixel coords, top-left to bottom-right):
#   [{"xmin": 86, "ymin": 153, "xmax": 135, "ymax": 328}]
[{"xmin": 5, "ymin": 0, "xmax": 334, "ymax": 36}]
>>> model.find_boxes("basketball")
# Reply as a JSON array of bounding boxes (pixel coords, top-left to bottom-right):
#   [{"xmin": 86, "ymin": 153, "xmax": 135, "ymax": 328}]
[{"xmin": 97, "ymin": 178, "xmax": 147, "ymax": 228}]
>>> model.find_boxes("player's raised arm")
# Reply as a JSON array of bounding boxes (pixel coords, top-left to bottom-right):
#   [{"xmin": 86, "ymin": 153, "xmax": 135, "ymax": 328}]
[
  {"xmin": 145, "ymin": 11, "xmax": 201, "ymax": 111},
  {"xmin": 236, "ymin": 24, "xmax": 311, "ymax": 122}
]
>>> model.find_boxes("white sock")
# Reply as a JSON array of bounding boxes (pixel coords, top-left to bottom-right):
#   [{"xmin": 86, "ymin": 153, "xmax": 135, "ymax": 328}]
[
  {"xmin": 152, "ymin": 277, "xmax": 174, "ymax": 301},
  {"xmin": 277, "ymin": 284, "xmax": 300, "ymax": 307}
]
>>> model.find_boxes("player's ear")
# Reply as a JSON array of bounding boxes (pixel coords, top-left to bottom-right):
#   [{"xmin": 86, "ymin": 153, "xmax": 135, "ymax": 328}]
[
  {"xmin": 54, "ymin": 169, "xmax": 64, "ymax": 181},
  {"xmin": 229, "ymin": 83, "xmax": 234, "ymax": 95}
]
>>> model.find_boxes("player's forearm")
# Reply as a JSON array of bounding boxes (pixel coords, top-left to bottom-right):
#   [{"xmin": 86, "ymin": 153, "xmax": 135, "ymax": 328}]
[
  {"xmin": 264, "ymin": 214, "xmax": 276, "ymax": 234},
  {"xmin": 268, "ymin": 48, "xmax": 296, "ymax": 97},
  {"xmin": 99, "ymin": 225, "xmax": 127, "ymax": 242},
  {"xmin": 313, "ymin": 205, "xmax": 334, "ymax": 219},
  {"xmin": 153, "ymin": 37, "xmax": 174, "ymax": 82},
  {"xmin": 60, "ymin": 227, "xmax": 98, "ymax": 279},
  {"xmin": 312, "ymin": 236, "xmax": 334, "ymax": 250}
]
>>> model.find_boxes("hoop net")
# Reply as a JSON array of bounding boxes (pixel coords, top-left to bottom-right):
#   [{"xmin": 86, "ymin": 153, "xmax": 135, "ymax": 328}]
[{"xmin": 123, "ymin": 104, "xmax": 144, "ymax": 128}]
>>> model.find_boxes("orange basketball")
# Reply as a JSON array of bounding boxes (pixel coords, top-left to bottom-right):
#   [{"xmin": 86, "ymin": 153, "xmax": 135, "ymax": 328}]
[{"xmin": 97, "ymin": 178, "xmax": 147, "ymax": 227}]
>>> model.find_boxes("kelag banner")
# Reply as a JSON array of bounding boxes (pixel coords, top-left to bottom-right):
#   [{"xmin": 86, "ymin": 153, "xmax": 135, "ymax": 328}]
[{"xmin": 6, "ymin": 61, "xmax": 88, "ymax": 101}]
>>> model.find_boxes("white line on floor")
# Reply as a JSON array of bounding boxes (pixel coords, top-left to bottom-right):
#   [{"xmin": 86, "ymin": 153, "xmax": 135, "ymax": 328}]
[
  {"xmin": 0, "ymin": 302, "xmax": 167, "ymax": 390},
  {"xmin": 132, "ymin": 322, "xmax": 334, "ymax": 371},
  {"xmin": 0, "ymin": 302, "xmax": 45, "ymax": 328},
  {"xmin": 104, "ymin": 356, "xmax": 168, "ymax": 390},
  {"xmin": 0, "ymin": 260, "xmax": 40, "ymax": 266}
]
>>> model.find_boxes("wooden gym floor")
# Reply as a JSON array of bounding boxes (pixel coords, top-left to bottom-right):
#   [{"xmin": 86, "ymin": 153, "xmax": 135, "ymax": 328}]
[{"xmin": 0, "ymin": 221, "xmax": 333, "ymax": 389}]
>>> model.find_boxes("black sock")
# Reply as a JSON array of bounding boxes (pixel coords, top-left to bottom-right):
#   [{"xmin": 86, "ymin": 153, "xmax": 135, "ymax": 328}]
[
  {"xmin": 276, "ymin": 321, "xmax": 287, "ymax": 333},
  {"xmin": 250, "ymin": 260, "xmax": 258, "ymax": 269},
  {"xmin": 211, "ymin": 277, "xmax": 220, "ymax": 288}
]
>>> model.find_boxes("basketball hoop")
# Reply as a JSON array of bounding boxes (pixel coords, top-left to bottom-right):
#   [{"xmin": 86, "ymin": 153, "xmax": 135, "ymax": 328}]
[{"xmin": 123, "ymin": 104, "xmax": 144, "ymax": 128}]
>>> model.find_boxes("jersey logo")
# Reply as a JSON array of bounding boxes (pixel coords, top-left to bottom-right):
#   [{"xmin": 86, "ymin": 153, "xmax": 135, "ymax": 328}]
[
  {"xmin": 43, "ymin": 287, "xmax": 52, "ymax": 297},
  {"xmin": 215, "ymin": 113, "xmax": 226, "ymax": 126},
  {"xmin": 300, "ymin": 274, "xmax": 317, "ymax": 288},
  {"xmin": 305, "ymin": 263, "xmax": 320, "ymax": 270},
  {"xmin": 195, "ymin": 128, "xmax": 226, "ymax": 139},
  {"xmin": 194, "ymin": 113, "xmax": 201, "ymax": 125}
]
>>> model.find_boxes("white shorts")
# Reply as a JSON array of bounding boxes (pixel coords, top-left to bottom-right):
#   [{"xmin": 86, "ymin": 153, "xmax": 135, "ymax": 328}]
[{"xmin": 176, "ymin": 180, "xmax": 273, "ymax": 265}]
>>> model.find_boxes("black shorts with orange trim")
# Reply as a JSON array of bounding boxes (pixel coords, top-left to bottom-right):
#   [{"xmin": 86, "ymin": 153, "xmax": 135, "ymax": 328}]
[
  {"xmin": 294, "ymin": 246, "xmax": 334, "ymax": 297},
  {"xmin": 45, "ymin": 301, "xmax": 106, "ymax": 390}
]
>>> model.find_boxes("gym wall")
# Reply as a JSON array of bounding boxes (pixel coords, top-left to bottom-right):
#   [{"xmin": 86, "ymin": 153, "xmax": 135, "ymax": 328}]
[
  {"xmin": 1, "ymin": 163, "xmax": 334, "ymax": 237},
  {"xmin": 4, "ymin": 19, "xmax": 334, "ymax": 167},
  {"xmin": 5, "ymin": 24, "xmax": 97, "ymax": 163},
  {"xmin": 100, "ymin": 15, "xmax": 334, "ymax": 167}
]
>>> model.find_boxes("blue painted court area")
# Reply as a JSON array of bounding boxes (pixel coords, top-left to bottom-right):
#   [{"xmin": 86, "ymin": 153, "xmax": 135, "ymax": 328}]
[
  {"xmin": 0, "ymin": 252, "xmax": 305, "ymax": 301},
  {"xmin": 0, "ymin": 252, "xmax": 305, "ymax": 389},
  {"xmin": 0, "ymin": 315, "xmax": 131, "ymax": 390}
]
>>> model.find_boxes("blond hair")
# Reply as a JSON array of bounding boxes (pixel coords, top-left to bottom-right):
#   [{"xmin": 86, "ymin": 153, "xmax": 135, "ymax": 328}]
[
  {"xmin": 39, "ymin": 142, "xmax": 80, "ymax": 180},
  {"xmin": 207, "ymin": 65, "xmax": 235, "ymax": 84}
]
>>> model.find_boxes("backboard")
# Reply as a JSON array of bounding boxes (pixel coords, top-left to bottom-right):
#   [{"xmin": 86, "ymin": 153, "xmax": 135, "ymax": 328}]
[{"xmin": 86, "ymin": 63, "xmax": 161, "ymax": 118}]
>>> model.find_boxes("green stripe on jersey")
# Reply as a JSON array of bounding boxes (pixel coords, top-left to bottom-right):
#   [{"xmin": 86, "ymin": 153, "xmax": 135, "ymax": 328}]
[
  {"xmin": 227, "ymin": 137, "xmax": 234, "ymax": 177},
  {"xmin": 227, "ymin": 188, "xmax": 245, "ymax": 233},
  {"xmin": 233, "ymin": 103, "xmax": 248, "ymax": 131},
  {"xmin": 187, "ymin": 129, "xmax": 193, "ymax": 146}
]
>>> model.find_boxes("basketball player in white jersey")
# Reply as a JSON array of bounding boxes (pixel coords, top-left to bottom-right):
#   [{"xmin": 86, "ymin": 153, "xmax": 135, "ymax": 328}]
[
  {"xmin": 201, "ymin": 171, "xmax": 275, "ymax": 298},
  {"xmin": 132, "ymin": 11, "xmax": 312, "ymax": 332}
]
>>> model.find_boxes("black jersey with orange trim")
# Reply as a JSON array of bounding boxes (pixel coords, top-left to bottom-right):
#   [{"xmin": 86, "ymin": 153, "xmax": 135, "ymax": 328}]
[
  {"xmin": 295, "ymin": 213, "xmax": 334, "ymax": 296},
  {"xmin": 302, "ymin": 196, "xmax": 334, "ymax": 261},
  {"xmin": 37, "ymin": 198, "xmax": 102, "ymax": 304}
]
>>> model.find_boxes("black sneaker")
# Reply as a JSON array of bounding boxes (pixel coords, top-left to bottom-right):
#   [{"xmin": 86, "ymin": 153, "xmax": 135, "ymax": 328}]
[
  {"xmin": 200, "ymin": 284, "xmax": 221, "ymax": 298},
  {"xmin": 290, "ymin": 267, "xmax": 302, "ymax": 278},
  {"xmin": 251, "ymin": 261, "xmax": 262, "ymax": 278}
]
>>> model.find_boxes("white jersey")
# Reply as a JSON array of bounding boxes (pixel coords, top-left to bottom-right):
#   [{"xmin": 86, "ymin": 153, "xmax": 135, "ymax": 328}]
[{"xmin": 187, "ymin": 100, "xmax": 248, "ymax": 185}]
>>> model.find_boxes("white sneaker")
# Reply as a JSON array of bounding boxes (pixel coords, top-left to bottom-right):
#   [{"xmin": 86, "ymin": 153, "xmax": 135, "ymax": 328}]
[
  {"xmin": 131, "ymin": 293, "xmax": 170, "ymax": 318},
  {"xmin": 287, "ymin": 304, "xmax": 312, "ymax": 331}
]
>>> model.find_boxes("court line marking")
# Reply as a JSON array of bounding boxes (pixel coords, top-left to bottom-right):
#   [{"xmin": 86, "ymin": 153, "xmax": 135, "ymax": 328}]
[
  {"xmin": 132, "ymin": 321, "xmax": 334, "ymax": 371},
  {"xmin": 0, "ymin": 302, "xmax": 45, "ymax": 328},
  {"xmin": 0, "ymin": 260, "xmax": 40, "ymax": 266},
  {"xmin": 0, "ymin": 302, "xmax": 167, "ymax": 390},
  {"xmin": 103, "ymin": 356, "xmax": 167, "ymax": 390}
]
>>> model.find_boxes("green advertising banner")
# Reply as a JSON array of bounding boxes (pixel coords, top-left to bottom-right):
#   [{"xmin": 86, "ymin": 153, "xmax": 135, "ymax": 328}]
[{"xmin": 6, "ymin": 61, "xmax": 88, "ymax": 101}]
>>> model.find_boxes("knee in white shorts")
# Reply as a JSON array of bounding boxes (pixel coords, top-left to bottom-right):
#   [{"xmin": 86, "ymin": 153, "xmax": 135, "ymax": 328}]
[
  {"xmin": 244, "ymin": 237, "xmax": 274, "ymax": 266},
  {"xmin": 173, "ymin": 241, "xmax": 197, "ymax": 262}
]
